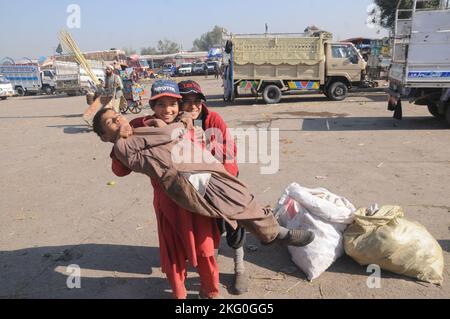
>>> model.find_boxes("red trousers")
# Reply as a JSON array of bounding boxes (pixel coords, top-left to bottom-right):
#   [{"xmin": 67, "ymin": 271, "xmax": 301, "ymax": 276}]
[{"xmin": 165, "ymin": 255, "xmax": 220, "ymax": 299}]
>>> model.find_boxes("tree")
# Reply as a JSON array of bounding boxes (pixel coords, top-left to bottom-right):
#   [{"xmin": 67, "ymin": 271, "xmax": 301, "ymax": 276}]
[
  {"xmin": 193, "ymin": 26, "xmax": 226, "ymax": 51},
  {"xmin": 157, "ymin": 39, "xmax": 180, "ymax": 54},
  {"xmin": 123, "ymin": 46, "xmax": 137, "ymax": 56},
  {"xmin": 374, "ymin": 0, "xmax": 441, "ymax": 30},
  {"xmin": 140, "ymin": 47, "xmax": 159, "ymax": 55}
]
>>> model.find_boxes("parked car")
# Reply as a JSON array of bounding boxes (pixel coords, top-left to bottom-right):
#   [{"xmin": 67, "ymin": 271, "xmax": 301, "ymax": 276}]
[
  {"xmin": 193, "ymin": 62, "xmax": 207, "ymax": 75},
  {"xmin": 177, "ymin": 63, "xmax": 193, "ymax": 76},
  {"xmin": 161, "ymin": 63, "xmax": 176, "ymax": 77},
  {"xmin": 0, "ymin": 75, "xmax": 15, "ymax": 100},
  {"xmin": 206, "ymin": 61, "xmax": 219, "ymax": 74}
]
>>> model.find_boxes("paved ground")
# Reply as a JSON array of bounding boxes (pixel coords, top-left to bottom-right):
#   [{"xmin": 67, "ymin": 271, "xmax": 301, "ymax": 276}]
[{"xmin": 0, "ymin": 77, "xmax": 449, "ymax": 299}]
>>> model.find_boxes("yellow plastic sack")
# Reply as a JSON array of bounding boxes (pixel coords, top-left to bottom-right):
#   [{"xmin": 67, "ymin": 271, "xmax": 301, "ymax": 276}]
[{"xmin": 344, "ymin": 206, "xmax": 444, "ymax": 285}]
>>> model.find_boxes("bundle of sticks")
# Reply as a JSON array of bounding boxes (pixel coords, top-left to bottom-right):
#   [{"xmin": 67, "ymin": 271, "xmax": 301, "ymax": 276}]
[{"xmin": 59, "ymin": 30, "xmax": 101, "ymax": 87}]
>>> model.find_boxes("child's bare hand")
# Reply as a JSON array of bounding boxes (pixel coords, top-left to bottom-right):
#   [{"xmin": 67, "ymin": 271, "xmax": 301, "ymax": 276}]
[
  {"xmin": 119, "ymin": 123, "xmax": 133, "ymax": 138},
  {"xmin": 147, "ymin": 119, "xmax": 167, "ymax": 128}
]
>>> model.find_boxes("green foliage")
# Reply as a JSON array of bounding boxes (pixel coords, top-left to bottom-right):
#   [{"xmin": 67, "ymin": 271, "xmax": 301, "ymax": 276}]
[
  {"xmin": 374, "ymin": 0, "xmax": 441, "ymax": 30},
  {"xmin": 140, "ymin": 39, "xmax": 180, "ymax": 55},
  {"xmin": 192, "ymin": 26, "xmax": 225, "ymax": 51}
]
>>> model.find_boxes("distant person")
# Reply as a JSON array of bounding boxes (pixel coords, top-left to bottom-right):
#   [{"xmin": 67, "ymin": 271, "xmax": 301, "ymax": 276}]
[
  {"xmin": 214, "ymin": 63, "xmax": 220, "ymax": 79},
  {"xmin": 204, "ymin": 63, "xmax": 208, "ymax": 79},
  {"xmin": 82, "ymin": 65, "xmax": 123, "ymax": 126},
  {"xmin": 104, "ymin": 65, "xmax": 124, "ymax": 113}
]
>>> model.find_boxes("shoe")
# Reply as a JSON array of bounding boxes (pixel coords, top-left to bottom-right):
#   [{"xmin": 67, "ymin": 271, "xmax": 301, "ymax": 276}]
[
  {"xmin": 232, "ymin": 272, "xmax": 249, "ymax": 295},
  {"xmin": 280, "ymin": 229, "xmax": 315, "ymax": 247}
]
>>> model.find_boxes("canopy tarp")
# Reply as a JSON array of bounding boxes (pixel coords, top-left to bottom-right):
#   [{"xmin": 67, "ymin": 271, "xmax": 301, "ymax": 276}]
[{"xmin": 233, "ymin": 36, "xmax": 325, "ymax": 66}]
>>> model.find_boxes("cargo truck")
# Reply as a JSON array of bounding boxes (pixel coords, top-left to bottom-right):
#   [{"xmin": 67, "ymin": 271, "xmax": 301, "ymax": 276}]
[
  {"xmin": 223, "ymin": 32, "xmax": 367, "ymax": 104},
  {"xmin": 0, "ymin": 64, "xmax": 43, "ymax": 96},
  {"xmin": 387, "ymin": 0, "xmax": 450, "ymax": 125}
]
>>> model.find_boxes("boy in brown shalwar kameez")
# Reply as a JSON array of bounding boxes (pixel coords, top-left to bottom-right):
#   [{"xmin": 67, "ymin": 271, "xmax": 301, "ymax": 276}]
[{"xmin": 93, "ymin": 108, "xmax": 315, "ymax": 247}]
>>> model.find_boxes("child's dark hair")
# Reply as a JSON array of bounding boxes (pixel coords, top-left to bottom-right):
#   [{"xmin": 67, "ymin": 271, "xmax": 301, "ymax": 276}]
[{"xmin": 92, "ymin": 108, "xmax": 113, "ymax": 137}]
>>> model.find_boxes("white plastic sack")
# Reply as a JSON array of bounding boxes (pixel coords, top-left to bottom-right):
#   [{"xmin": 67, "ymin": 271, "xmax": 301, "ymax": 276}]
[{"xmin": 275, "ymin": 183, "xmax": 356, "ymax": 281}]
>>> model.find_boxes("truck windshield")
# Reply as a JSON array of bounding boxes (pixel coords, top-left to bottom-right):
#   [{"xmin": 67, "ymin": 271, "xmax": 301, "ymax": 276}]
[
  {"xmin": 332, "ymin": 45, "xmax": 359, "ymax": 63},
  {"xmin": 0, "ymin": 76, "xmax": 10, "ymax": 84}
]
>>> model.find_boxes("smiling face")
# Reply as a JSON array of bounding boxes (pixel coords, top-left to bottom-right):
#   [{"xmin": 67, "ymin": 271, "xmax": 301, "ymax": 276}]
[
  {"xmin": 152, "ymin": 96, "xmax": 180, "ymax": 124},
  {"xmin": 99, "ymin": 110, "xmax": 129, "ymax": 143},
  {"xmin": 181, "ymin": 93, "xmax": 203, "ymax": 120}
]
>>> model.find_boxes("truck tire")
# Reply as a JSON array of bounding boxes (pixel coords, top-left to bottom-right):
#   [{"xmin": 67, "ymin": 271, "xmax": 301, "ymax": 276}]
[
  {"xmin": 427, "ymin": 102, "xmax": 444, "ymax": 119},
  {"xmin": 0, "ymin": 97, "xmax": 7, "ymax": 101},
  {"xmin": 326, "ymin": 81, "xmax": 348, "ymax": 101},
  {"xmin": 263, "ymin": 85, "xmax": 282, "ymax": 104},
  {"xmin": 16, "ymin": 87, "xmax": 25, "ymax": 96},
  {"xmin": 43, "ymin": 86, "xmax": 54, "ymax": 95}
]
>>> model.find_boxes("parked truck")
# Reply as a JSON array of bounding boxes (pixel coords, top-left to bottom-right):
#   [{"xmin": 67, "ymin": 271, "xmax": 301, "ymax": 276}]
[
  {"xmin": 223, "ymin": 32, "xmax": 367, "ymax": 104},
  {"xmin": 0, "ymin": 61, "xmax": 82, "ymax": 96},
  {"xmin": 80, "ymin": 60, "xmax": 106, "ymax": 94},
  {"xmin": 0, "ymin": 64, "xmax": 43, "ymax": 96},
  {"xmin": 388, "ymin": 0, "xmax": 450, "ymax": 125},
  {"xmin": 52, "ymin": 61, "xmax": 81, "ymax": 96}
]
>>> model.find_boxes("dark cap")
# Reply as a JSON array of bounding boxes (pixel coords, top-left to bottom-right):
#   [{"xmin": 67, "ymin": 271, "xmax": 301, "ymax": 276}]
[
  {"xmin": 150, "ymin": 80, "xmax": 182, "ymax": 101},
  {"xmin": 178, "ymin": 80, "xmax": 207, "ymax": 101}
]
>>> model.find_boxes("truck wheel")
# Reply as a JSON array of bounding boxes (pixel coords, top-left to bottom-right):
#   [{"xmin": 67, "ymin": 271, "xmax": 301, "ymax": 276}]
[
  {"xmin": 16, "ymin": 87, "xmax": 25, "ymax": 96},
  {"xmin": 43, "ymin": 86, "xmax": 53, "ymax": 95},
  {"xmin": 0, "ymin": 97, "xmax": 7, "ymax": 101},
  {"xmin": 263, "ymin": 85, "xmax": 282, "ymax": 104},
  {"xmin": 327, "ymin": 82, "xmax": 348, "ymax": 101},
  {"xmin": 427, "ymin": 103, "xmax": 444, "ymax": 119}
]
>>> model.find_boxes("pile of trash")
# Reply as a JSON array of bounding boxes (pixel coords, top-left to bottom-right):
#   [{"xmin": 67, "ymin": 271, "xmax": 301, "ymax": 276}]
[{"xmin": 275, "ymin": 183, "xmax": 444, "ymax": 285}]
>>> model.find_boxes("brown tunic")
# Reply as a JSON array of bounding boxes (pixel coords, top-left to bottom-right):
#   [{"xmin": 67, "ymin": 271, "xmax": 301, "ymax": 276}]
[{"xmin": 113, "ymin": 120, "xmax": 279, "ymax": 244}]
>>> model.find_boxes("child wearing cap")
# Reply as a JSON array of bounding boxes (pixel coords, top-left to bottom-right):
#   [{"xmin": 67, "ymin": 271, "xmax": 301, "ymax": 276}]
[
  {"xmin": 100, "ymin": 80, "xmax": 315, "ymax": 298},
  {"xmin": 109, "ymin": 80, "xmax": 222, "ymax": 299},
  {"xmin": 178, "ymin": 80, "xmax": 248, "ymax": 295}
]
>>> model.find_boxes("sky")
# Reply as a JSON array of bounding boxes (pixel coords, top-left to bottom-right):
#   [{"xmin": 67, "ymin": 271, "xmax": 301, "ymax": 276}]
[{"xmin": 0, "ymin": 0, "xmax": 388, "ymax": 60}]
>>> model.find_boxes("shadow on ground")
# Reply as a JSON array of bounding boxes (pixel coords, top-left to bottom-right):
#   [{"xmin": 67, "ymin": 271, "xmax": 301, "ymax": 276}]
[
  {"xmin": 0, "ymin": 244, "xmax": 175, "ymax": 299},
  {"xmin": 301, "ymin": 116, "xmax": 449, "ymax": 131},
  {"xmin": 47, "ymin": 124, "xmax": 92, "ymax": 134}
]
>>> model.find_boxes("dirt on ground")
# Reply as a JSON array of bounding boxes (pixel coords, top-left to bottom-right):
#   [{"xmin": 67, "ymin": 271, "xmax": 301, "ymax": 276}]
[{"xmin": 0, "ymin": 77, "xmax": 448, "ymax": 299}]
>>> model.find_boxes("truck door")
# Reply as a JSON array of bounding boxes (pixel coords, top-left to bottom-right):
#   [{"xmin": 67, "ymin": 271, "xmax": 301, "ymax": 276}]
[
  {"xmin": 327, "ymin": 43, "xmax": 364, "ymax": 82},
  {"xmin": 41, "ymin": 70, "xmax": 55, "ymax": 86}
]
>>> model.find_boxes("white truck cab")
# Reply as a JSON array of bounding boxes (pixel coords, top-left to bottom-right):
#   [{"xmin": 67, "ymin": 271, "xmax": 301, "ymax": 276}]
[{"xmin": 0, "ymin": 75, "xmax": 15, "ymax": 100}]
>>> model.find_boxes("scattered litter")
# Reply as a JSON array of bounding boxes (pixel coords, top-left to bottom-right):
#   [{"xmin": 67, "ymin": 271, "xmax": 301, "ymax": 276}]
[
  {"xmin": 263, "ymin": 187, "xmax": 271, "ymax": 193},
  {"xmin": 264, "ymin": 285, "xmax": 278, "ymax": 292},
  {"xmin": 250, "ymin": 273, "xmax": 286, "ymax": 281},
  {"xmin": 136, "ymin": 225, "xmax": 144, "ymax": 231},
  {"xmin": 358, "ymin": 143, "xmax": 365, "ymax": 146},
  {"xmin": 107, "ymin": 181, "xmax": 117, "ymax": 186},
  {"xmin": 319, "ymin": 284, "xmax": 325, "ymax": 298},
  {"xmin": 315, "ymin": 176, "xmax": 328, "ymax": 180},
  {"xmin": 286, "ymin": 280, "xmax": 302, "ymax": 293},
  {"xmin": 377, "ymin": 162, "xmax": 384, "ymax": 168}
]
